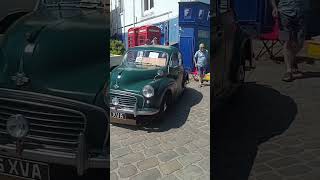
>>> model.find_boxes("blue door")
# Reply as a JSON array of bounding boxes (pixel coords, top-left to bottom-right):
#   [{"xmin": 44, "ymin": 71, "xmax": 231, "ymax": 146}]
[
  {"xmin": 180, "ymin": 36, "xmax": 194, "ymax": 73},
  {"xmin": 233, "ymin": 0, "xmax": 274, "ymax": 34}
]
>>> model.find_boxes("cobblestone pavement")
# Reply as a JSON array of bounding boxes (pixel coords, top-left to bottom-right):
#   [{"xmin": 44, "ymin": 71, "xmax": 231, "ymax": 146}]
[
  {"xmin": 110, "ymin": 81, "xmax": 210, "ymax": 180},
  {"xmin": 214, "ymin": 42, "xmax": 320, "ymax": 180}
]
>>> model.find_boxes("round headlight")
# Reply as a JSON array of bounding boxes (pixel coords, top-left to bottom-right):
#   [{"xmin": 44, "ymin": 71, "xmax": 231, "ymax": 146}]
[
  {"xmin": 6, "ymin": 114, "xmax": 29, "ymax": 139},
  {"xmin": 112, "ymin": 97, "xmax": 119, "ymax": 106},
  {"xmin": 142, "ymin": 85, "xmax": 154, "ymax": 98}
]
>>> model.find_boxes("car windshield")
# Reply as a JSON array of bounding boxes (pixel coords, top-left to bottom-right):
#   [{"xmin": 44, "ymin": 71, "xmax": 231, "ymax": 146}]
[
  {"xmin": 123, "ymin": 50, "xmax": 168, "ymax": 69},
  {"xmin": 43, "ymin": 0, "xmax": 105, "ymax": 7}
]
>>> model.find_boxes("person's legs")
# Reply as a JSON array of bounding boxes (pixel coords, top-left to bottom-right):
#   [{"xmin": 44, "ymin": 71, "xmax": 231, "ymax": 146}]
[
  {"xmin": 282, "ymin": 40, "xmax": 294, "ymax": 81},
  {"xmin": 291, "ymin": 17, "xmax": 305, "ymax": 76},
  {"xmin": 279, "ymin": 13, "xmax": 297, "ymax": 82},
  {"xmin": 198, "ymin": 67, "xmax": 204, "ymax": 87}
]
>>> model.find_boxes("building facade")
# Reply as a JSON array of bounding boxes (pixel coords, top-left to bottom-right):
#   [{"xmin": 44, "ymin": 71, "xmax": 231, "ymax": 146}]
[{"xmin": 110, "ymin": 0, "xmax": 209, "ymax": 48}]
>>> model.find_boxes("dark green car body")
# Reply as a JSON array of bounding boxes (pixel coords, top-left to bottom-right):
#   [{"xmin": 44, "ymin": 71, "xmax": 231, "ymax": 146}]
[
  {"xmin": 109, "ymin": 45, "xmax": 186, "ymax": 125},
  {"xmin": 0, "ymin": 1, "xmax": 109, "ymax": 177}
]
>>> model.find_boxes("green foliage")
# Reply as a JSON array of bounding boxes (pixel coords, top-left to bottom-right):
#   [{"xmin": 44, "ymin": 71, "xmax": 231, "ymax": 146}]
[{"xmin": 110, "ymin": 39, "xmax": 125, "ymax": 55}]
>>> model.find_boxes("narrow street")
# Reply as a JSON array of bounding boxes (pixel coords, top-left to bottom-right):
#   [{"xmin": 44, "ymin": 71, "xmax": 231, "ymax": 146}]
[{"xmin": 214, "ymin": 42, "xmax": 320, "ymax": 180}]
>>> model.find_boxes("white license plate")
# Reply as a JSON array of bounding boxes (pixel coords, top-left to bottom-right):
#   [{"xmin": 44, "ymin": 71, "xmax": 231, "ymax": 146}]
[
  {"xmin": 0, "ymin": 155, "xmax": 49, "ymax": 180},
  {"xmin": 111, "ymin": 111, "xmax": 126, "ymax": 119}
]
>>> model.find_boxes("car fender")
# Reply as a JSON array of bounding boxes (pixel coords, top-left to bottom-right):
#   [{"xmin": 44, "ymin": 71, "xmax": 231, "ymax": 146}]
[
  {"xmin": 0, "ymin": 10, "xmax": 30, "ymax": 34},
  {"xmin": 156, "ymin": 78, "xmax": 176, "ymax": 105}
]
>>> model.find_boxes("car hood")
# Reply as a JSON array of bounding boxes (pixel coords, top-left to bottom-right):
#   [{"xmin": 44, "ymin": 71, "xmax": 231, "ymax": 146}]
[
  {"xmin": 110, "ymin": 65, "xmax": 164, "ymax": 93},
  {"xmin": 0, "ymin": 8, "xmax": 108, "ymax": 104}
]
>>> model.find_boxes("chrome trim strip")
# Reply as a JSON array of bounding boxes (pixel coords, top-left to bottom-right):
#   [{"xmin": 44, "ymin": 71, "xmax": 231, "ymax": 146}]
[
  {"xmin": 110, "ymin": 107, "xmax": 160, "ymax": 116},
  {"xmin": 0, "ymin": 88, "xmax": 109, "ymax": 120},
  {"xmin": 0, "ymin": 97, "xmax": 87, "ymax": 132}
]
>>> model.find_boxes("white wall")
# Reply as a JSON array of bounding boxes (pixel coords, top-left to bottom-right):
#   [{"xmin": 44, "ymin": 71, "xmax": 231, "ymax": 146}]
[{"xmin": 111, "ymin": 0, "xmax": 182, "ymax": 36}]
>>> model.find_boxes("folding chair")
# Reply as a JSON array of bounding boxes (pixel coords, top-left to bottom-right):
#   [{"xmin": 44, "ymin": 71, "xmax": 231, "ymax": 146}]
[{"xmin": 255, "ymin": 18, "xmax": 284, "ymax": 60}]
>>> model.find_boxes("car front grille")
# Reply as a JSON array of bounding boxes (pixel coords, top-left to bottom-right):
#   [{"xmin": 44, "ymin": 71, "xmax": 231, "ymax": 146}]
[
  {"xmin": 110, "ymin": 93, "xmax": 137, "ymax": 110},
  {"xmin": 0, "ymin": 98, "xmax": 86, "ymax": 149}
]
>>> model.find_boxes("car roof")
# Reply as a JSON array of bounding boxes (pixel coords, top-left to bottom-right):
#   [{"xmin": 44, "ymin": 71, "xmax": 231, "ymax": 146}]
[{"xmin": 128, "ymin": 45, "xmax": 178, "ymax": 54}]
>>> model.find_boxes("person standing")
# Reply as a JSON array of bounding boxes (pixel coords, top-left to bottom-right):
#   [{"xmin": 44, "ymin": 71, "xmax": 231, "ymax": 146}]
[
  {"xmin": 269, "ymin": 0, "xmax": 306, "ymax": 82},
  {"xmin": 151, "ymin": 37, "xmax": 158, "ymax": 45},
  {"xmin": 194, "ymin": 43, "xmax": 209, "ymax": 87}
]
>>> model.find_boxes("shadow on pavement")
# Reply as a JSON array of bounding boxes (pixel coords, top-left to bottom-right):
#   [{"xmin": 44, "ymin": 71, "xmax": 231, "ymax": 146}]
[
  {"xmin": 213, "ymin": 82, "xmax": 297, "ymax": 180},
  {"xmin": 113, "ymin": 87, "xmax": 203, "ymax": 132},
  {"xmin": 264, "ymin": 56, "xmax": 316, "ymax": 65},
  {"xmin": 296, "ymin": 71, "xmax": 320, "ymax": 79}
]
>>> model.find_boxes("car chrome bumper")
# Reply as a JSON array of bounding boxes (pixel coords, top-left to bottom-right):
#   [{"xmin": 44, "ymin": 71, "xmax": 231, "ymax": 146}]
[
  {"xmin": 0, "ymin": 144, "xmax": 108, "ymax": 176},
  {"xmin": 110, "ymin": 107, "xmax": 160, "ymax": 116},
  {"xmin": 110, "ymin": 107, "xmax": 160, "ymax": 125}
]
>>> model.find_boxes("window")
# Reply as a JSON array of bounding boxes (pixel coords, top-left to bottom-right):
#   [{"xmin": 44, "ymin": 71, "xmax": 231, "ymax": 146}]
[
  {"xmin": 143, "ymin": 0, "xmax": 154, "ymax": 11},
  {"xmin": 198, "ymin": 9, "xmax": 204, "ymax": 20},
  {"xmin": 170, "ymin": 53, "xmax": 179, "ymax": 67},
  {"xmin": 116, "ymin": 0, "xmax": 123, "ymax": 13},
  {"xmin": 184, "ymin": 8, "xmax": 192, "ymax": 19}
]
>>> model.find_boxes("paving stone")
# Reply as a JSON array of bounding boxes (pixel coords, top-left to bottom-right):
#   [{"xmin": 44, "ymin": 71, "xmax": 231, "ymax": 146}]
[
  {"xmin": 145, "ymin": 146, "xmax": 163, "ymax": 157},
  {"xmin": 303, "ymin": 142, "xmax": 320, "ymax": 150},
  {"xmin": 137, "ymin": 157, "xmax": 159, "ymax": 171},
  {"xmin": 273, "ymin": 138, "xmax": 302, "ymax": 147},
  {"xmin": 178, "ymin": 152, "xmax": 203, "ymax": 166},
  {"xmin": 121, "ymin": 135, "xmax": 147, "ymax": 146},
  {"xmin": 159, "ymin": 160, "xmax": 183, "ymax": 175},
  {"xmin": 277, "ymin": 164, "xmax": 312, "ymax": 176},
  {"xmin": 297, "ymin": 152, "xmax": 318, "ymax": 161},
  {"xmin": 198, "ymin": 158, "xmax": 210, "ymax": 172},
  {"xmin": 175, "ymin": 147, "xmax": 190, "ymax": 155},
  {"xmin": 160, "ymin": 174, "xmax": 180, "ymax": 180},
  {"xmin": 130, "ymin": 142, "xmax": 146, "ymax": 152},
  {"xmin": 118, "ymin": 164, "xmax": 138, "ymax": 178},
  {"xmin": 199, "ymin": 148, "xmax": 210, "ymax": 158},
  {"xmin": 176, "ymin": 165, "xmax": 204, "ymax": 180},
  {"xmin": 259, "ymin": 143, "xmax": 281, "ymax": 152},
  {"xmin": 256, "ymin": 172, "xmax": 283, "ymax": 180},
  {"xmin": 185, "ymin": 143, "xmax": 199, "ymax": 153},
  {"xmin": 276, "ymin": 146, "xmax": 304, "ymax": 155},
  {"xmin": 307, "ymin": 160, "xmax": 320, "ymax": 168},
  {"xmin": 175, "ymin": 135, "xmax": 193, "ymax": 146},
  {"xmin": 266, "ymin": 157, "xmax": 302, "ymax": 169},
  {"xmin": 160, "ymin": 142, "xmax": 176, "ymax": 151},
  {"xmin": 158, "ymin": 151, "xmax": 179, "ymax": 162},
  {"xmin": 144, "ymin": 138, "xmax": 161, "ymax": 147},
  {"xmin": 110, "ymin": 172, "xmax": 118, "ymax": 180},
  {"xmin": 110, "ymin": 160, "xmax": 118, "ymax": 171},
  {"xmin": 252, "ymin": 164, "xmax": 272, "ymax": 174},
  {"xmin": 312, "ymin": 149, "xmax": 320, "ymax": 156},
  {"xmin": 119, "ymin": 152, "xmax": 145, "ymax": 165},
  {"xmin": 195, "ymin": 173, "xmax": 210, "ymax": 180},
  {"xmin": 111, "ymin": 142, "xmax": 122, "ymax": 151},
  {"xmin": 112, "ymin": 147, "xmax": 132, "ymax": 159},
  {"xmin": 130, "ymin": 168, "xmax": 162, "ymax": 180},
  {"xmin": 255, "ymin": 152, "xmax": 282, "ymax": 164},
  {"xmin": 192, "ymin": 139, "xmax": 209, "ymax": 148}
]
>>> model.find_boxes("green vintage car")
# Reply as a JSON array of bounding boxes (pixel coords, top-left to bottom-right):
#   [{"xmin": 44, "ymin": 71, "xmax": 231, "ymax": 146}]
[
  {"xmin": 109, "ymin": 45, "xmax": 187, "ymax": 125},
  {"xmin": 0, "ymin": 0, "xmax": 109, "ymax": 179}
]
